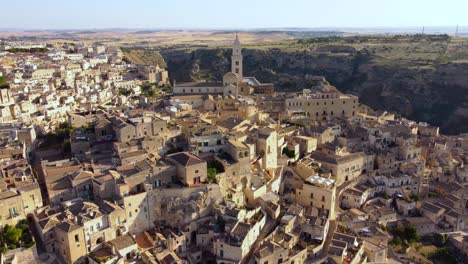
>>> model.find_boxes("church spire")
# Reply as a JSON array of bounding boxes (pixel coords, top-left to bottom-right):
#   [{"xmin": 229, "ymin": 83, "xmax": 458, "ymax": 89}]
[
  {"xmin": 233, "ymin": 32, "xmax": 241, "ymax": 51},
  {"xmin": 231, "ymin": 33, "xmax": 243, "ymax": 80}
]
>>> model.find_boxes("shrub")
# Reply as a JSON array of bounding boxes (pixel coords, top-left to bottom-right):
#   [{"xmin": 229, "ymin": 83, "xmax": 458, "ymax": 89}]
[
  {"xmin": 390, "ymin": 225, "xmax": 418, "ymax": 246},
  {"xmin": 432, "ymin": 233, "xmax": 448, "ymax": 247},
  {"xmin": 0, "ymin": 219, "xmax": 35, "ymax": 253},
  {"xmin": 4, "ymin": 226, "xmax": 22, "ymax": 244},
  {"xmin": 282, "ymin": 148, "xmax": 295, "ymax": 158},
  {"xmin": 207, "ymin": 168, "xmax": 217, "ymax": 183},
  {"xmin": 208, "ymin": 160, "xmax": 224, "ymax": 173},
  {"xmin": 410, "ymin": 194, "xmax": 422, "ymax": 201}
]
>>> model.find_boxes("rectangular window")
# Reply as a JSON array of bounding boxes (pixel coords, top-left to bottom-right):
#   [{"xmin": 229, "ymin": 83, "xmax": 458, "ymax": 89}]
[
  {"xmin": 9, "ymin": 208, "xmax": 18, "ymax": 218},
  {"xmin": 74, "ymin": 234, "xmax": 79, "ymax": 242}
]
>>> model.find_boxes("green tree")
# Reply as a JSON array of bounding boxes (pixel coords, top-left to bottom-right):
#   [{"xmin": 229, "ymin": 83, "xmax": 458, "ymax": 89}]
[
  {"xmin": 5, "ymin": 227, "xmax": 22, "ymax": 244},
  {"xmin": 390, "ymin": 224, "xmax": 418, "ymax": 246},
  {"xmin": 207, "ymin": 168, "xmax": 217, "ymax": 183},
  {"xmin": 282, "ymin": 148, "xmax": 295, "ymax": 158},
  {"xmin": 0, "ymin": 76, "xmax": 8, "ymax": 88},
  {"xmin": 403, "ymin": 225, "xmax": 418, "ymax": 243},
  {"xmin": 208, "ymin": 160, "xmax": 224, "ymax": 173}
]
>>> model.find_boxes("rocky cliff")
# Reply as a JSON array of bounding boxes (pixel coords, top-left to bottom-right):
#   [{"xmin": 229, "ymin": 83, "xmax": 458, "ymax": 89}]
[{"xmin": 161, "ymin": 47, "xmax": 468, "ymax": 134}]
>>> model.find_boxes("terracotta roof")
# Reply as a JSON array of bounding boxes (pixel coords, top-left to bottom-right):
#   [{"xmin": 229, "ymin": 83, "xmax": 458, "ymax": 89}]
[
  {"xmin": 57, "ymin": 221, "xmax": 81, "ymax": 232},
  {"xmin": 217, "ymin": 116, "xmax": 245, "ymax": 130},
  {"xmin": 109, "ymin": 233, "xmax": 136, "ymax": 250},
  {"xmin": 167, "ymin": 152, "xmax": 205, "ymax": 167},
  {"xmin": 135, "ymin": 231, "xmax": 154, "ymax": 249}
]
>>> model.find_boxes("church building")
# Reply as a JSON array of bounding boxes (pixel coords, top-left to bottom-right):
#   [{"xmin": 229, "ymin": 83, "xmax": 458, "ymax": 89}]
[{"xmin": 172, "ymin": 34, "xmax": 274, "ymax": 98}]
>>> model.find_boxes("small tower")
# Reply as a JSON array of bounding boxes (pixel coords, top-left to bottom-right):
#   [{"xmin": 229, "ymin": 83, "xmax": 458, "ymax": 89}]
[{"xmin": 231, "ymin": 33, "xmax": 243, "ymax": 81}]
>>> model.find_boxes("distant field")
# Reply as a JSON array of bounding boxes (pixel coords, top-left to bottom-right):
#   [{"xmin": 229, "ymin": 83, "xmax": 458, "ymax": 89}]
[
  {"xmin": 0, "ymin": 30, "xmax": 310, "ymax": 48},
  {"xmin": 116, "ymin": 33, "xmax": 468, "ymax": 67},
  {"xmin": 4, "ymin": 30, "xmax": 467, "ymax": 66}
]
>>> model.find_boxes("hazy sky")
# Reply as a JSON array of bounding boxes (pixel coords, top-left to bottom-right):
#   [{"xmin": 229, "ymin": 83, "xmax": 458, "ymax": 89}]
[{"xmin": 1, "ymin": 0, "xmax": 467, "ymax": 29}]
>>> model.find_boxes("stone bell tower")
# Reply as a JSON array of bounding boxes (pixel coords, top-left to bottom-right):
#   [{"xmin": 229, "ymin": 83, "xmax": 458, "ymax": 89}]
[{"xmin": 231, "ymin": 33, "xmax": 243, "ymax": 81}]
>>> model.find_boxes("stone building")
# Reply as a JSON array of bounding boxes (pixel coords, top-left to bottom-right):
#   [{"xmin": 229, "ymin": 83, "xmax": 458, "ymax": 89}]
[
  {"xmin": 166, "ymin": 152, "xmax": 207, "ymax": 186},
  {"xmin": 295, "ymin": 175, "xmax": 337, "ymax": 220},
  {"xmin": 286, "ymin": 88, "xmax": 358, "ymax": 121}
]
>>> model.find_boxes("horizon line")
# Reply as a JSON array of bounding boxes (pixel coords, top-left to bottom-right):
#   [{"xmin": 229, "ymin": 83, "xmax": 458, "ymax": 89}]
[{"xmin": 0, "ymin": 26, "xmax": 467, "ymax": 32}]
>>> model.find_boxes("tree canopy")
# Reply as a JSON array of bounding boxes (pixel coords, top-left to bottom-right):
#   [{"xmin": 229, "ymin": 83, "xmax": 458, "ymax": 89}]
[
  {"xmin": 0, "ymin": 76, "xmax": 8, "ymax": 88},
  {"xmin": 0, "ymin": 220, "xmax": 35, "ymax": 253}
]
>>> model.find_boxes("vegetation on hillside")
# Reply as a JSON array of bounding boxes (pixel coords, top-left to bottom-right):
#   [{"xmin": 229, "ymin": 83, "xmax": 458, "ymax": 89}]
[
  {"xmin": 140, "ymin": 82, "xmax": 170, "ymax": 98},
  {"xmin": 7, "ymin": 47, "xmax": 48, "ymax": 53},
  {"xmin": 121, "ymin": 48, "xmax": 167, "ymax": 68}
]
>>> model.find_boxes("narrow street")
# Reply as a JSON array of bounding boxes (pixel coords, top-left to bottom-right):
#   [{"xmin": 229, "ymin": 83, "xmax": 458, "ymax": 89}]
[
  {"xmin": 319, "ymin": 178, "xmax": 357, "ymax": 259},
  {"xmin": 27, "ymin": 216, "xmax": 45, "ymax": 254}
]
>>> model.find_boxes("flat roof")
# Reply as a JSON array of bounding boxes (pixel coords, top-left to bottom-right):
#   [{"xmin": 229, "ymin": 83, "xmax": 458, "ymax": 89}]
[{"xmin": 305, "ymin": 175, "xmax": 335, "ymax": 188}]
